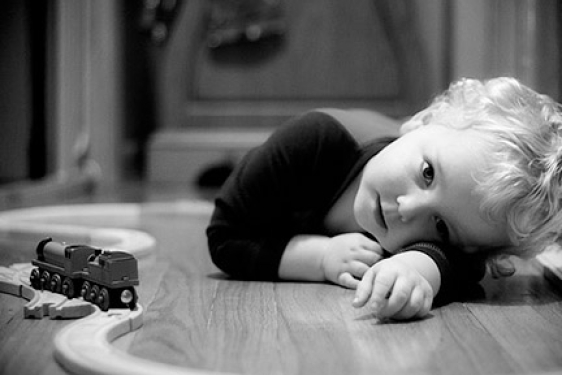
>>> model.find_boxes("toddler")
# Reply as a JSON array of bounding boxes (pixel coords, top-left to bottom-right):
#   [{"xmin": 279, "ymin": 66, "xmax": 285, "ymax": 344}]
[{"xmin": 207, "ymin": 77, "xmax": 562, "ymax": 320}]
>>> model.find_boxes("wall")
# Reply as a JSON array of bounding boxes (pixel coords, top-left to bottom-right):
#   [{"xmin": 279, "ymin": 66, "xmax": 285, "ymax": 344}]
[
  {"xmin": 451, "ymin": 0, "xmax": 559, "ymax": 98},
  {"xmin": 1, "ymin": 0, "xmax": 558, "ymax": 190},
  {"xmin": 413, "ymin": 0, "xmax": 451, "ymax": 97},
  {"xmin": 59, "ymin": 0, "xmax": 561, "ymax": 186}
]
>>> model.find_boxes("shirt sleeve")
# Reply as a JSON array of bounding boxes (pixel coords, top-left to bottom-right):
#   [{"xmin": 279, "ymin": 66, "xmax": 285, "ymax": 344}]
[
  {"xmin": 206, "ymin": 111, "xmax": 360, "ymax": 280},
  {"xmin": 398, "ymin": 242, "xmax": 487, "ymax": 304}
]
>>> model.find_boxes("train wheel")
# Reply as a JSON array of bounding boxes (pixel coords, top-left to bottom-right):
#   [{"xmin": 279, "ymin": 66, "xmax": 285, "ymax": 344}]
[
  {"xmin": 120, "ymin": 288, "xmax": 137, "ymax": 310},
  {"xmin": 81, "ymin": 281, "xmax": 92, "ymax": 301},
  {"xmin": 50, "ymin": 274, "xmax": 62, "ymax": 293},
  {"xmin": 40, "ymin": 270, "xmax": 51, "ymax": 291},
  {"xmin": 98, "ymin": 288, "xmax": 110, "ymax": 311},
  {"xmin": 62, "ymin": 278, "xmax": 75, "ymax": 298},
  {"xmin": 90, "ymin": 285, "xmax": 100, "ymax": 306},
  {"xmin": 30, "ymin": 268, "xmax": 40, "ymax": 289}
]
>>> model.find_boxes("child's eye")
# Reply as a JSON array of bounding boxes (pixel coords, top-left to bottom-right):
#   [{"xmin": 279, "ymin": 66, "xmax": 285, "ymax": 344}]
[
  {"xmin": 435, "ymin": 217, "xmax": 450, "ymax": 242},
  {"xmin": 421, "ymin": 161, "xmax": 435, "ymax": 185}
]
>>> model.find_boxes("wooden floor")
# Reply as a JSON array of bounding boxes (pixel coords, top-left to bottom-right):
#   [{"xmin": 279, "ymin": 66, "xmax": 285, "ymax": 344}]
[{"xmin": 1, "ymin": 182, "xmax": 562, "ymax": 375}]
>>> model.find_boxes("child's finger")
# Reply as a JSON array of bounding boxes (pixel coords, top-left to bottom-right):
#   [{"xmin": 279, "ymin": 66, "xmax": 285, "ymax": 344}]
[
  {"xmin": 364, "ymin": 242, "xmax": 384, "ymax": 260},
  {"xmin": 416, "ymin": 294, "xmax": 433, "ymax": 319},
  {"xmin": 337, "ymin": 272, "xmax": 359, "ymax": 289},
  {"xmin": 355, "ymin": 249, "xmax": 383, "ymax": 266},
  {"xmin": 348, "ymin": 261, "xmax": 369, "ymax": 278},
  {"xmin": 365, "ymin": 240, "xmax": 384, "ymax": 254},
  {"xmin": 392, "ymin": 285, "xmax": 424, "ymax": 320},
  {"xmin": 352, "ymin": 267, "xmax": 376, "ymax": 307},
  {"xmin": 355, "ymin": 236, "xmax": 383, "ymax": 254},
  {"xmin": 369, "ymin": 269, "xmax": 397, "ymax": 315},
  {"xmin": 376, "ymin": 276, "xmax": 412, "ymax": 318}
]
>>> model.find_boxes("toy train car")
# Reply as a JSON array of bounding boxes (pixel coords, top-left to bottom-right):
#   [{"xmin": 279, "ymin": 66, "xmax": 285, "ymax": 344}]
[{"xmin": 29, "ymin": 238, "xmax": 139, "ymax": 311}]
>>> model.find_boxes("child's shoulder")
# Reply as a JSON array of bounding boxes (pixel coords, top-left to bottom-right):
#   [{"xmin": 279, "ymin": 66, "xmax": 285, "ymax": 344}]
[
  {"xmin": 284, "ymin": 110, "xmax": 348, "ymax": 132},
  {"xmin": 272, "ymin": 110, "xmax": 353, "ymax": 145},
  {"xmin": 274, "ymin": 108, "xmax": 401, "ymax": 149}
]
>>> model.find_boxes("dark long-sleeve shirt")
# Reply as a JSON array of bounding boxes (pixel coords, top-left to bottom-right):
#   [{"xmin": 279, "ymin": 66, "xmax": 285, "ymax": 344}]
[{"xmin": 207, "ymin": 111, "xmax": 485, "ymax": 301}]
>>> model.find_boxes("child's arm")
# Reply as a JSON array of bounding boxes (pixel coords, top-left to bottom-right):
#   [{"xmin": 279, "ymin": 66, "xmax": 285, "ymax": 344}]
[
  {"xmin": 278, "ymin": 233, "xmax": 384, "ymax": 289},
  {"xmin": 207, "ymin": 112, "xmax": 372, "ymax": 281},
  {"xmin": 352, "ymin": 250, "xmax": 441, "ymax": 320}
]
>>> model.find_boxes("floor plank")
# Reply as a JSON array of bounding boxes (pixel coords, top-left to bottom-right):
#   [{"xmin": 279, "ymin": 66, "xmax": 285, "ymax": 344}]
[{"xmin": 1, "ymin": 184, "xmax": 562, "ymax": 375}]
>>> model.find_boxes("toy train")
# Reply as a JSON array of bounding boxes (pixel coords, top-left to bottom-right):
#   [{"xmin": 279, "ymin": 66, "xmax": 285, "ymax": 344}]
[{"xmin": 29, "ymin": 238, "xmax": 139, "ymax": 311}]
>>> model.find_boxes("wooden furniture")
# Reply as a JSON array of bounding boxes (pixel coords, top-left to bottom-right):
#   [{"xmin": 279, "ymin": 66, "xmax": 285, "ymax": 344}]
[
  {"xmin": 148, "ymin": 0, "xmax": 432, "ymax": 183},
  {"xmin": 1, "ymin": 201, "xmax": 562, "ymax": 375},
  {"xmin": 156, "ymin": 0, "xmax": 429, "ymax": 130},
  {"xmin": 0, "ymin": 0, "xmax": 120, "ymax": 209}
]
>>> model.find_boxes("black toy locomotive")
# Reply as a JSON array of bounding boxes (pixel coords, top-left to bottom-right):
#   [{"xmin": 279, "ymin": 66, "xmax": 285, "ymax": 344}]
[{"xmin": 29, "ymin": 238, "xmax": 139, "ymax": 311}]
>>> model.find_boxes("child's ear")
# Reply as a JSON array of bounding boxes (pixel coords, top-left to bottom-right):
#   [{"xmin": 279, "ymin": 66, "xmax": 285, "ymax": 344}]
[{"xmin": 488, "ymin": 254, "xmax": 516, "ymax": 278}]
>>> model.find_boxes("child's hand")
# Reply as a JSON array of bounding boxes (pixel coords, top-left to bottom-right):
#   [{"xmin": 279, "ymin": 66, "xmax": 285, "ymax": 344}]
[
  {"xmin": 352, "ymin": 257, "xmax": 433, "ymax": 320},
  {"xmin": 321, "ymin": 233, "xmax": 383, "ymax": 289}
]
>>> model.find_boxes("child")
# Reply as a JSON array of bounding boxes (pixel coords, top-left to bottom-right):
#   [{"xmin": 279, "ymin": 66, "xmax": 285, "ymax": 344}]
[{"xmin": 206, "ymin": 77, "xmax": 562, "ymax": 320}]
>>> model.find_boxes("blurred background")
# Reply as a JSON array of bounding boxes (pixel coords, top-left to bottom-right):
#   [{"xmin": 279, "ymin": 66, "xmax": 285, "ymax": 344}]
[{"xmin": 0, "ymin": 0, "xmax": 560, "ymax": 208}]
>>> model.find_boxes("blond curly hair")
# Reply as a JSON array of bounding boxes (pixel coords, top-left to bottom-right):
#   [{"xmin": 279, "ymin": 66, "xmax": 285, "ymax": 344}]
[{"xmin": 401, "ymin": 77, "xmax": 562, "ymax": 272}]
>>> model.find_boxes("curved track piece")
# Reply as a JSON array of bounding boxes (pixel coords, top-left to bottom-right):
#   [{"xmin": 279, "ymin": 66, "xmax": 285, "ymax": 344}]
[
  {"xmin": 0, "ymin": 201, "xmax": 230, "ymax": 375},
  {"xmin": 53, "ymin": 305, "xmax": 232, "ymax": 375},
  {"xmin": 0, "ymin": 263, "xmax": 95, "ymax": 319},
  {"xmin": 0, "ymin": 203, "xmax": 158, "ymax": 259}
]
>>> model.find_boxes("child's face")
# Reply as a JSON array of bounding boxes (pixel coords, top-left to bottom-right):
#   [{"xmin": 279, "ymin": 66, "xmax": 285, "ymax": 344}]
[{"xmin": 354, "ymin": 123, "xmax": 511, "ymax": 253}]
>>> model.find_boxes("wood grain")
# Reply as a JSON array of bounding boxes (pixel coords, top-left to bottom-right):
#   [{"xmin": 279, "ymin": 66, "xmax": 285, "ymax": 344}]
[{"xmin": 1, "ymin": 202, "xmax": 562, "ymax": 375}]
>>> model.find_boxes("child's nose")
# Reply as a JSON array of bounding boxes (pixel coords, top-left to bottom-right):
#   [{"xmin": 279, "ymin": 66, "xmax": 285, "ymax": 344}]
[{"xmin": 396, "ymin": 192, "xmax": 432, "ymax": 223}]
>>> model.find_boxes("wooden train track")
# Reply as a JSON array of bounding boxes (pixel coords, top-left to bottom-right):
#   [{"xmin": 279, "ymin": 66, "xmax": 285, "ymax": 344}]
[{"xmin": 0, "ymin": 201, "xmax": 224, "ymax": 375}]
